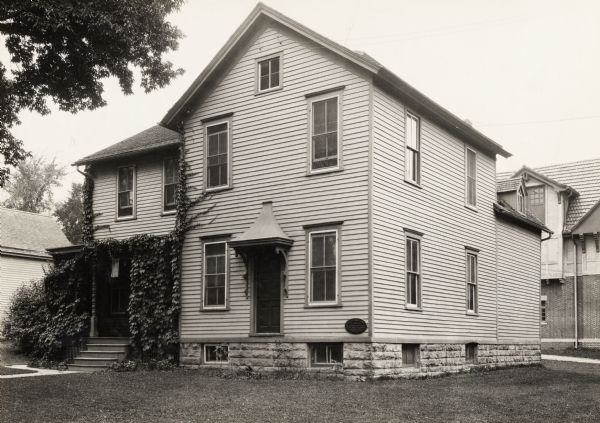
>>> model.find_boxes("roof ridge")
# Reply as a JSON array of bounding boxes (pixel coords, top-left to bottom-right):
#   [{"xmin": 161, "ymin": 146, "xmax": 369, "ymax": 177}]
[{"xmin": 0, "ymin": 206, "xmax": 55, "ymax": 218}]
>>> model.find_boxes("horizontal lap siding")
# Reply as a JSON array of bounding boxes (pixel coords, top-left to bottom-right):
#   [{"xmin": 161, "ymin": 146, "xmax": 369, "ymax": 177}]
[
  {"xmin": 92, "ymin": 154, "xmax": 177, "ymax": 240},
  {"xmin": 0, "ymin": 255, "xmax": 49, "ymax": 320},
  {"xmin": 497, "ymin": 221, "xmax": 541, "ymax": 340},
  {"xmin": 180, "ymin": 24, "xmax": 370, "ymax": 339},
  {"xmin": 372, "ymin": 87, "xmax": 498, "ymax": 340}
]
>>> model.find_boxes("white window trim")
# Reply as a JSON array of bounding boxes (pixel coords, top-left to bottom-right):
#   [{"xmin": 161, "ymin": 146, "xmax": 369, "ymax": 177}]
[
  {"xmin": 115, "ymin": 165, "xmax": 136, "ymax": 221},
  {"xmin": 255, "ymin": 52, "xmax": 283, "ymax": 94},
  {"xmin": 309, "ymin": 343, "xmax": 343, "ymax": 367},
  {"xmin": 202, "ymin": 241, "xmax": 228, "ymax": 310},
  {"xmin": 465, "ymin": 146, "xmax": 478, "ymax": 210},
  {"xmin": 517, "ymin": 186, "xmax": 525, "ymax": 214},
  {"xmin": 307, "ymin": 228, "xmax": 340, "ymax": 306},
  {"xmin": 162, "ymin": 157, "xmax": 178, "ymax": 215},
  {"xmin": 540, "ymin": 295, "xmax": 548, "ymax": 324},
  {"xmin": 404, "ymin": 110, "xmax": 421, "ymax": 186},
  {"xmin": 466, "ymin": 249, "xmax": 478, "ymax": 315},
  {"xmin": 203, "ymin": 344, "xmax": 229, "ymax": 364},
  {"xmin": 307, "ymin": 92, "xmax": 343, "ymax": 174},
  {"xmin": 405, "ymin": 234, "xmax": 422, "ymax": 310},
  {"xmin": 204, "ymin": 119, "xmax": 232, "ymax": 192}
]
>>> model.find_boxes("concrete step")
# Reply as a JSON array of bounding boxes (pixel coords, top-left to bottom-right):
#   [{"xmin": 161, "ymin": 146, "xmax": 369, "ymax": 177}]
[
  {"xmin": 68, "ymin": 364, "xmax": 107, "ymax": 373},
  {"xmin": 78, "ymin": 350, "xmax": 127, "ymax": 360},
  {"xmin": 84, "ymin": 344, "xmax": 129, "ymax": 352},
  {"xmin": 72, "ymin": 357, "xmax": 121, "ymax": 366},
  {"xmin": 86, "ymin": 337, "xmax": 130, "ymax": 345}
]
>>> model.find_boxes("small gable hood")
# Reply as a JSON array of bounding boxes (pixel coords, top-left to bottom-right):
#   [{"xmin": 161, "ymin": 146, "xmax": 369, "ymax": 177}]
[{"xmin": 229, "ymin": 201, "xmax": 293, "ymax": 249}]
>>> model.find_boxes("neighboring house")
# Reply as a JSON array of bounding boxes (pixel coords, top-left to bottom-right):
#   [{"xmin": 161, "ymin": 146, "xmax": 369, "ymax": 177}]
[
  {"xmin": 498, "ymin": 159, "xmax": 600, "ymax": 349},
  {"xmin": 73, "ymin": 4, "xmax": 548, "ymax": 377},
  {"xmin": 0, "ymin": 207, "xmax": 71, "ymax": 322}
]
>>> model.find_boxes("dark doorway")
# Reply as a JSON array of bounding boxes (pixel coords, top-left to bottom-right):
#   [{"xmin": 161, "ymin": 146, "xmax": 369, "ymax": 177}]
[
  {"xmin": 97, "ymin": 255, "xmax": 131, "ymax": 337},
  {"xmin": 254, "ymin": 249, "xmax": 281, "ymax": 334}
]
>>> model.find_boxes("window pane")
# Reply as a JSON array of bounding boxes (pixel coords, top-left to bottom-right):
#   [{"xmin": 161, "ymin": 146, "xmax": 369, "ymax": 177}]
[
  {"xmin": 126, "ymin": 167, "xmax": 134, "ymax": 190},
  {"xmin": 406, "ymin": 239, "xmax": 413, "ymax": 271},
  {"xmin": 218, "ymin": 132, "xmax": 227, "ymax": 154},
  {"xmin": 406, "ymin": 150, "xmax": 414, "ymax": 181},
  {"xmin": 313, "ymin": 101, "xmax": 326, "ymax": 135},
  {"xmin": 326, "ymin": 133, "xmax": 338, "ymax": 156},
  {"xmin": 325, "ymin": 269, "xmax": 336, "ymax": 301},
  {"xmin": 208, "ymin": 135, "xmax": 219, "ymax": 156},
  {"xmin": 406, "ymin": 115, "xmax": 418, "ymax": 149},
  {"xmin": 312, "ymin": 235, "xmax": 324, "ymax": 267},
  {"xmin": 326, "ymin": 98, "xmax": 337, "ymax": 132},
  {"xmin": 270, "ymin": 57, "xmax": 279, "ymax": 75},
  {"xmin": 324, "ymin": 234, "xmax": 336, "ymax": 266},
  {"xmin": 313, "ymin": 135, "xmax": 327, "ymax": 160},
  {"xmin": 165, "ymin": 185, "xmax": 177, "ymax": 207},
  {"xmin": 312, "ymin": 270, "xmax": 325, "ymax": 301},
  {"xmin": 118, "ymin": 168, "xmax": 128, "ymax": 191},
  {"xmin": 259, "ymin": 60, "xmax": 269, "ymax": 78},
  {"xmin": 411, "ymin": 240, "xmax": 419, "ymax": 272}
]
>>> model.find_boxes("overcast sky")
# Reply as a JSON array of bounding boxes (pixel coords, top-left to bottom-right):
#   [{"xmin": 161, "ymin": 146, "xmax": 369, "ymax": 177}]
[{"xmin": 2, "ymin": 0, "xmax": 599, "ymax": 203}]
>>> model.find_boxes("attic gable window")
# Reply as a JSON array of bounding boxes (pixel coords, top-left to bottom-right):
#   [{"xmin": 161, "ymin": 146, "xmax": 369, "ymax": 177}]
[
  {"xmin": 117, "ymin": 166, "xmax": 135, "ymax": 218},
  {"xmin": 517, "ymin": 186, "xmax": 526, "ymax": 214},
  {"xmin": 528, "ymin": 186, "xmax": 545, "ymax": 223},
  {"xmin": 466, "ymin": 147, "xmax": 477, "ymax": 207},
  {"xmin": 257, "ymin": 54, "xmax": 281, "ymax": 93},
  {"xmin": 309, "ymin": 95, "xmax": 340, "ymax": 172},
  {"xmin": 163, "ymin": 158, "xmax": 178, "ymax": 212}
]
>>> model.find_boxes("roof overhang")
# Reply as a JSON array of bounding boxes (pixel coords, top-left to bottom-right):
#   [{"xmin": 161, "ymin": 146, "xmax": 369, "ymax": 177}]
[
  {"xmin": 73, "ymin": 139, "xmax": 180, "ymax": 166},
  {"xmin": 228, "ymin": 201, "xmax": 293, "ymax": 251},
  {"xmin": 46, "ymin": 244, "xmax": 85, "ymax": 257},
  {"xmin": 0, "ymin": 245, "xmax": 51, "ymax": 260},
  {"xmin": 160, "ymin": 3, "xmax": 510, "ymax": 159},
  {"xmin": 493, "ymin": 202, "xmax": 553, "ymax": 235}
]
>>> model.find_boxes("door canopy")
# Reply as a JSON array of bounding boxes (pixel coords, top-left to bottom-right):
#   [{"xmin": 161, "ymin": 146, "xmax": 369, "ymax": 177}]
[{"xmin": 229, "ymin": 201, "xmax": 293, "ymax": 250}]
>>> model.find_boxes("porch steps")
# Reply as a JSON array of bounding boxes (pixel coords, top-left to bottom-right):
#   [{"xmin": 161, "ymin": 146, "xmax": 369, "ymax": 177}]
[{"xmin": 68, "ymin": 337, "xmax": 130, "ymax": 372}]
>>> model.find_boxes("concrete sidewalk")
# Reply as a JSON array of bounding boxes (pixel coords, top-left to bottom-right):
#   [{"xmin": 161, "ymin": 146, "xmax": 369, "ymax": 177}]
[
  {"xmin": 542, "ymin": 354, "xmax": 600, "ymax": 364},
  {"xmin": 0, "ymin": 364, "xmax": 80, "ymax": 379}
]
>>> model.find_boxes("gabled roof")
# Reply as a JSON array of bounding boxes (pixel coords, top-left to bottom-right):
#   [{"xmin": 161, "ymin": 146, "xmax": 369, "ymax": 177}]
[
  {"xmin": 160, "ymin": 2, "xmax": 510, "ymax": 159},
  {"xmin": 497, "ymin": 176, "xmax": 524, "ymax": 193},
  {"xmin": 494, "ymin": 200, "xmax": 552, "ymax": 235},
  {"xmin": 74, "ymin": 125, "xmax": 180, "ymax": 166},
  {"xmin": 0, "ymin": 207, "xmax": 71, "ymax": 259},
  {"xmin": 497, "ymin": 158, "xmax": 600, "ymax": 232}
]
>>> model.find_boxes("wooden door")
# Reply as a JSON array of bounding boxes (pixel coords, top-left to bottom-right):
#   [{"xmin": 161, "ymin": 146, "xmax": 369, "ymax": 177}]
[{"xmin": 255, "ymin": 250, "xmax": 281, "ymax": 334}]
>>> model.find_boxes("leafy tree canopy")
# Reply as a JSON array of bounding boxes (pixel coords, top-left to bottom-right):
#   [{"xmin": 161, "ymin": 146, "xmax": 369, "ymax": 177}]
[
  {"xmin": 2, "ymin": 155, "xmax": 66, "ymax": 213},
  {"xmin": 54, "ymin": 182, "xmax": 84, "ymax": 244},
  {"xmin": 0, "ymin": 0, "xmax": 184, "ymax": 186}
]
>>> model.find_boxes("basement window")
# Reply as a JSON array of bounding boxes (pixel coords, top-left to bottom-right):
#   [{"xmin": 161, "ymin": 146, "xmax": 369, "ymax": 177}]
[
  {"xmin": 204, "ymin": 344, "xmax": 229, "ymax": 363},
  {"xmin": 309, "ymin": 343, "xmax": 343, "ymax": 366},
  {"xmin": 465, "ymin": 343, "xmax": 478, "ymax": 364},
  {"xmin": 402, "ymin": 344, "xmax": 419, "ymax": 367}
]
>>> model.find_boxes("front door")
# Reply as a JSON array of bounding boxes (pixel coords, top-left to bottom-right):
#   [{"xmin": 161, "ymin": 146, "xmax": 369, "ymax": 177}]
[
  {"xmin": 97, "ymin": 256, "xmax": 131, "ymax": 337},
  {"xmin": 254, "ymin": 249, "xmax": 281, "ymax": 334}
]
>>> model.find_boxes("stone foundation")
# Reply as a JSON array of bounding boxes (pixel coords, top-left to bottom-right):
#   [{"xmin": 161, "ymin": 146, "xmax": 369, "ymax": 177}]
[{"xmin": 180, "ymin": 341, "xmax": 541, "ymax": 380}]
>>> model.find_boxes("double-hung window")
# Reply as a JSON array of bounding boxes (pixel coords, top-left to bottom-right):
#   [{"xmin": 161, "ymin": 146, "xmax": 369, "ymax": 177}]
[
  {"xmin": 466, "ymin": 148, "xmax": 477, "ymax": 207},
  {"xmin": 309, "ymin": 230, "xmax": 338, "ymax": 304},
  {"xmin": 405, "ymin": 236, "xmax": 421, "ymax": 308},
  {"xmin": 528, "ymin": 186, "xmax": 545, "ymax": 222},
  {"xmin": 405, "ymin": 112, "xmax": 421, "ymax": 184},
  {"xmin": 466, "ymin": 251, "xmax": 478, "ymax": 313},
  {"xmin": 163, "ymin": 158, "xmax": 178, "ymax": 212},
  {"xmin": 117, "ymin": 166, "xmax": 135, "ymax": 218},
  {"xmin": 206, "ymin": 121, "xmax": 230, "ymax": 190},
  {"xmin": 540, "ymin": 296, "xmax": 547, "ymax": 323},
  {"xmin": 204, "ymin": 242, "xmax": 227, "ymax": 308},
  {"xmin": 257, "ymin": 55, "xmax": 281, "ymax": 92},
  {"xmin": 310, "ymin": 95, "xmax": 339, "ymax": 171}
]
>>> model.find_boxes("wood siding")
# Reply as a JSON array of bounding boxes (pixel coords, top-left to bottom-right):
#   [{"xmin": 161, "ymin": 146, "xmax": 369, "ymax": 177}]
[
  {"xmin": 91, "ymin": 152, "xmax": 178, "ymax": 240},
  {"xmin": 371, "ymin": 86, "xmax": 500, "ymax": 342},
  {"xmin": 0, "ymin": 255, "xmax": 50, "ymax": 321},
  {"xmin": 179, "ymin": 22, "xmax": 371, "ymax": 340},
  {"xmin": 496, "ymin": 220, "xmax": 541, "ymax": 341}
]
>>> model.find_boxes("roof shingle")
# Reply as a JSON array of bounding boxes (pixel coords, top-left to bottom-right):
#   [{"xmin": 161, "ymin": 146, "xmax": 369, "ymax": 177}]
[
  {"xmin": 0, "ymin": 207, "xmax": 71, "ymax": 258},
  {"xmin": 74, "ymin": 125, "xmax": 180, "ymax": 166}
]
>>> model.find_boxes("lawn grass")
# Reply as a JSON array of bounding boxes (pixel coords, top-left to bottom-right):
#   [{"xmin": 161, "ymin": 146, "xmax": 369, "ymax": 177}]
[{"xmin": 1, "ymin": 364, "xmax": 600, "ymax": 422}]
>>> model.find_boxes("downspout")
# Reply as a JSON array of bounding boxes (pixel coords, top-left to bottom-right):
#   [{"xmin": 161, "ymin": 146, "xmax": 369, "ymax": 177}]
[{"xmin": 572, "ymin": 236, "xmax": 578, "ymax": 349}]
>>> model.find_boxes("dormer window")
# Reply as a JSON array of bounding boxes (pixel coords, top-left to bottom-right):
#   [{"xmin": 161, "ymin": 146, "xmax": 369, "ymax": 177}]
[
  {"xmin": 517, "ymin": 186, "xmax": 526, "ymax": 214},
  {"xmin": 257, "ymin": 54, "xmax": 281, "ymax": 93}
]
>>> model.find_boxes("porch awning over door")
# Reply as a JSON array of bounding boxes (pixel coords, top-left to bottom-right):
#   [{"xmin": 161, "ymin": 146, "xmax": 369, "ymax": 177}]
[{"xmin": 228, "ymin": 201, "xmax": 293, "ymax": 250}]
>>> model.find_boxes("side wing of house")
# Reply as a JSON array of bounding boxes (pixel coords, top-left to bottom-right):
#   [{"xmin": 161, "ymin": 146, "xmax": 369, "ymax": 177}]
[
  {"xmin": 90, "ymin": 150, "xmax": 179, "ymax": 240},
  {"xmin": 371, "ymin": 86, "xmax": 499, "ymax": 343},
  {"xmin": 496, "ymin": 219, "xmax": 541, "ymax": 342},
  {"xmin": 178, "ymin": 20, "xmax": 371, "ymax": 341},
  {"xmin": 0, "ymin": 254, "xmax": 50, "ymax": 320}
]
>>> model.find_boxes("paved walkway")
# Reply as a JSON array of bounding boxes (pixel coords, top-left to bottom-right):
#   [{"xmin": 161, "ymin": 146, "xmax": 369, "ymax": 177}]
[
  {"xmin": 0, "ymin": 364, "xmax": 80, "ymax": 379},
  {"xmin": 542, "ymin": 354, "xmax": 600, "ymax": 364}
]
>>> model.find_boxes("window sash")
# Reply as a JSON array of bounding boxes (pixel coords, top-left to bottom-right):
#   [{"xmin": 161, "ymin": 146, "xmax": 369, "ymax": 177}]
[
  {"xmin": 405, "ymin": 113, "xmax": 420, "ymax": 183},
  {"xmin": 311, "ymin": 344, "xmax": 342, "ymax": 365},
  {"xmin": 204, "ymin": 345, "xmax": 228, "ymax": 363},
  {"xmin": 163, "ymin": 159, "xmax": 178, "ymax": 211},
  {"xmin": 311, "ymin": 97, "xmax": 339, "ymax": 170},
  {"xmin": 258, "ymin": 56, "xmax": 280, "ymax": 91},
  {"xmin": 206, "ymin": 123, "xmax": 229, "ymax": 188},
  {"xmin": 204, "ymin": 242, "xmax": 227, "ymax": 308},
  {"xmin": 117, "ymin": 166, "xmax": 135, "ymax": 217},
  {"xmin": 405, "ymin": 237, "xmax": 421, "ymax": 307},
  {"xmin": 466, "ymin": 253, "xmax": 478, "ymax": 312},
  {"xmin": 309, "ymin": 230, "xmax": 338, "ymax": 303},
  {"xmin": 540, "ymin": 300, "xmax": 547, "ymax": 322},
  {"xmin": 466, "ymin": 149, "xmax": 477, "ymax": 206}
]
